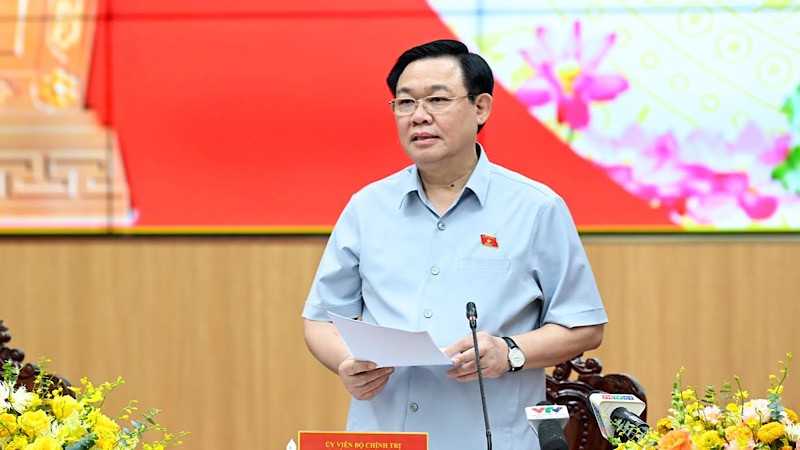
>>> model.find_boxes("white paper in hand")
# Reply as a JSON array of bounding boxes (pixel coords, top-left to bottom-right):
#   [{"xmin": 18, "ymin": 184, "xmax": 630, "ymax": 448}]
[{"xmin": 327, "ymin": 311, "xmax": 455, "ymax": 368}]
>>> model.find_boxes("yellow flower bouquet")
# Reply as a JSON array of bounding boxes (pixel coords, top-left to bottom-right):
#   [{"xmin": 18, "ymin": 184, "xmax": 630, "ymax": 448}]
[
  {"xmin": 616, "ymin": 353, "xmax": 799, "ymax": 450},
  {"xmin": 0, "ymin": 359, "xmax": 188, "ymax": 450}
]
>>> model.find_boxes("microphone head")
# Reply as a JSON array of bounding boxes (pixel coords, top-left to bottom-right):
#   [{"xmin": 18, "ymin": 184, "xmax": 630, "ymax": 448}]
[
  {"xmin": 466, "ymin": 302, "xmax": 478, "ymax": 329},
  {"xmin": 466, "ymin": 301, "xmax": 477, "ymax": 319},
  {"xmin": 588, "ymin": 392, "xmax": 647, "ymax": 442},
  {"xmin": 611, "ymin": 407, "xmax": 650, "ymax": 442},
  {"xmin": 538, "ymin": 420, "xmax": 569, "ymax": 450}
]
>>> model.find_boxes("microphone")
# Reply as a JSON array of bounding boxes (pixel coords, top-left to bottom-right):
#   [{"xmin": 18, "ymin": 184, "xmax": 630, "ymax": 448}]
[
  {"xmin": 466, "ymin": 301, "xmax": 477, "ymax": 329},
  {"xmin": 588, "ymin": 391, "xmax": 649, "ymax": 443},
  {"xmin": 465, "ymin": 301, "xmax": 491, "ymax": 450},
  {"xmin": 526, "ymin": 401, "xmax": 569, "ymax": 450}
]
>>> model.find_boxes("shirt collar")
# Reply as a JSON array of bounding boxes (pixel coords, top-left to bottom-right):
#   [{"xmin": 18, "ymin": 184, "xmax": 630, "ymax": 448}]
[
  {"xmin": 398, "ymin": 143, "xmax": 491, "ymax": 209},
  {"xmin": 465, "ymin": 144, "xmax": 490, "ymax": 206}
]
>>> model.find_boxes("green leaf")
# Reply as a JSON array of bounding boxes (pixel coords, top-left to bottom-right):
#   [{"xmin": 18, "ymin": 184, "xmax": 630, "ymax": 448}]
[
  {"xmin": 2, "ymin": 360, "xmax": 18, "ymax": 384},
  {"xmin": 781, "ymin": 84, "xmax": 800, "ymax": 130},
  {"xmin": 772, "ymin": 145, "xmax": 800, "ymax": 193},
  {"xmin": 65, "ymin": 434, "xmax": 98, "ymax": 450}
]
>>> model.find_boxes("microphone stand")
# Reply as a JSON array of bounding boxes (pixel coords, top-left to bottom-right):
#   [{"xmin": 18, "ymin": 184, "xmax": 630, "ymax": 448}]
[{"xmin": 467, "ymin": 302, "xmax": 492, "ymax": 450}]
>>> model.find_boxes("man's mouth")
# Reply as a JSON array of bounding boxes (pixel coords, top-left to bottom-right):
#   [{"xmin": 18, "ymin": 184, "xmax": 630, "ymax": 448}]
[{"xmin": 412, "ymin": 134, "xmax": 438, "ymax": 142}]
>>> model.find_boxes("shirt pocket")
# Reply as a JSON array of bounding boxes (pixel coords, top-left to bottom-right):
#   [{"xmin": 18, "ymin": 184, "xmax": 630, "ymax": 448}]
[{"xmin": 458, "ymin": 258, "xmax": 510, "ymax": 271}]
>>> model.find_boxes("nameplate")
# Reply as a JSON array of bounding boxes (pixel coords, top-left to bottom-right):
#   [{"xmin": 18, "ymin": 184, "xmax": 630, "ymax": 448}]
[{"xmin": 298, "ymin": 431, "xmax": 428, "ymax": 449}]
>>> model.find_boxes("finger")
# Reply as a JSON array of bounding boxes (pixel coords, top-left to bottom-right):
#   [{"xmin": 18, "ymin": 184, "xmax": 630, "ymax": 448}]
[
  {"xmin": 353, "ymin": 370, "xmax": 393, "ymax": 400},
  {"xmin": 350, "ymin": 367, "xmax": 394, "ymax": 389},
  {"xmin": 450, "ymin": 346, "xmax": 478, "ymax": 367},
  {"xmin": 357, "ymin": 374, "xmax": 392, "ymax": 400},
  {"xmin": 458, "ymin": 358, "xmax": 493, "ymax": 382},
  {"xmin": 451, "ymin": 368, "xmax": 478, "ymax": 383},
  {"xmin": 446, "ymin": 359, "xmax": 476, "ymax": 378},
  {"xmin": 455, "ymin": 374, "xmax": 477, "ymax": 382},
  {"xmin": 443, "ymin": 335, "xmax": 474, "ymax": 358},
  {"xmin": 361, "ymin": 367, "xmax": 394, "ymax": 386},
  {"xmin": 366, "ymin": 371, "xmax": 390, "ymax": 389},
  {"xmin": 448, "ymin": 357, "xmax": 503, "ymax": 382},
  {"xmin": 342, "ymin": 359, "xmax": 377, "ymax": 376}
]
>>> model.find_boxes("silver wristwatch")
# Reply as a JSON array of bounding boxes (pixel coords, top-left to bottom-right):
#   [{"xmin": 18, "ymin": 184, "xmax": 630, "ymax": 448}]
[{"xmin": 502, "ymin": 336, "xmax": 525, "ymax": 372}]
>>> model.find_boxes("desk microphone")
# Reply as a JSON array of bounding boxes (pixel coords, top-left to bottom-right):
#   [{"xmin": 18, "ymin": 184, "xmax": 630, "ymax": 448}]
[
  {"xmin": 466, "ymin": 301, "xmax": 492, "ymax": 450},
  {"xmin": 588, "ymin": 391, "xmax": 649, "ymax": 443},
  {"xmin": 527, "ymin": 401, "xmax": 569, "ymax": 450}
]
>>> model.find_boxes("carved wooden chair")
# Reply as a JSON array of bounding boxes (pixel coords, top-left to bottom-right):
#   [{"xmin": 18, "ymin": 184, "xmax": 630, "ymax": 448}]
[
  {"xmin": 546, "ymin": 355, "xmax": 647, "ymax": 450},
  {"xmin": 0, "ymin": 320, "xmax": 73, "ymax": 395}
]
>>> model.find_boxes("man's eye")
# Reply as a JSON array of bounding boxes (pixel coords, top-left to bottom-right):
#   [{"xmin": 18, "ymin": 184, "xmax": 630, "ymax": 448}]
[
  {"xmin": 396, "ymin": 99, "xmax": 416, "ymax": 106},
  {"xmin": 427, "ymin": 97, "xmax": 450, "ymax": 104}
]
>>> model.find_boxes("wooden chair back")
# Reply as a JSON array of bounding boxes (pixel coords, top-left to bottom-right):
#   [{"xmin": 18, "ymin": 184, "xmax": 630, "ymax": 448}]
[
  {"xmin": 546, "ymin": 355, "xmax": 647, "ymax": 450},
  {"xmin": 0, "ymin": 320, "xmax": 73, "ymax": 395}
]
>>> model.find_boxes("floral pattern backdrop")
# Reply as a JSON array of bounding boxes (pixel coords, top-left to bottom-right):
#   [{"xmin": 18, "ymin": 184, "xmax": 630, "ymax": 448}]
[{"xmin": 429, "ymin": 0, "xmax": 800, "ymax": 230}]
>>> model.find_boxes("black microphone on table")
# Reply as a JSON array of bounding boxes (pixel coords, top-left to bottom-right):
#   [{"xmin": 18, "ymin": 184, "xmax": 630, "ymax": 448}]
[
  {"xmin": 526, "ymin": 400, "xmax": 569, "ymax": 450},
  {"xmin": 588, "ymin": 391, "xmax": 649, "ymax": 443},
  {"xmin": 465, "ymin": 301, "xmax": 492, "ymax": 450}
]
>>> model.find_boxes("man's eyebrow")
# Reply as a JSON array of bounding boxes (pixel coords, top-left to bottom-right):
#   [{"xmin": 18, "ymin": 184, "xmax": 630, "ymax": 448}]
[{"xmin": 396, "ymin": 84, "xmax": 454, "ymax": 96}]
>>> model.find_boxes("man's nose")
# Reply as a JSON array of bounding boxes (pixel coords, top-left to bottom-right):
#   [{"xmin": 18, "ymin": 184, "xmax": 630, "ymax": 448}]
[{"xmin": 410, "ymin": 101, "xmax": 432, "ymax": 124}]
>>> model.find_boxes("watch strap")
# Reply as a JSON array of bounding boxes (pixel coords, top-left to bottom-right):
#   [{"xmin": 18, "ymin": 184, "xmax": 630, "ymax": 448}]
[
  {"xmin": 502, "ymin": 336, "xmax": 518, "ymax": 349},
  {"xmin": 502, "ymin": 336, "xmax": 523, "ymax": 372}
]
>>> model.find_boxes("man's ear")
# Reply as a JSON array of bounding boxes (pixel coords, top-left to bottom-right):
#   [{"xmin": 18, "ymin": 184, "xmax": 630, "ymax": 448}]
[{"xmin": 475, "ymin": 93, "xmax": 493, "ymax": 125}]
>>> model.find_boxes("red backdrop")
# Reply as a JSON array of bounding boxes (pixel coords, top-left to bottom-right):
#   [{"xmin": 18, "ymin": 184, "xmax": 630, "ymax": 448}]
[{"xmin": 85, "ymin": 0, "xmax": 672, "ymax": 232}]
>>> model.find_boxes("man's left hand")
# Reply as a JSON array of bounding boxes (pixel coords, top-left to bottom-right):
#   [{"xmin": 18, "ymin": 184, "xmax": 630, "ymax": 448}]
[{"xmin": 443, "ymin": 332, "xmax": 510, "ymax": 382}]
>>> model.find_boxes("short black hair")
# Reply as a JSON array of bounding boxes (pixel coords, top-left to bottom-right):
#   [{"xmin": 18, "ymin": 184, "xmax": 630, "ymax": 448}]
[{"xmin": 386, "ymin": 40, "xmax": 494, "ymax": 132}]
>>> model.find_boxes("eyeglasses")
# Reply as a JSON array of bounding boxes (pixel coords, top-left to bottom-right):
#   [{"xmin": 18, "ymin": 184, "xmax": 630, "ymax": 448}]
[{"xmin": 389, "ymin": 94, "xmax": 474, "ymax": 116}]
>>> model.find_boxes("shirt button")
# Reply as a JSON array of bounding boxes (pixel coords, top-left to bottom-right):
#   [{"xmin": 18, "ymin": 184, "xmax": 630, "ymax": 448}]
[
  {"xmin": 437, "ymin": 222, "xmax": 446, "ymax": 231},
  {"xmin": 409, "ymin": 402, "xmax": 419, "ymax": 412},
  {"xmin": 430, "ymin": 266, "xmax": 440, "ymax": 275},
  {"xmin": 423, "ymin": 309, "xmax": 433, "ymax": 318}
]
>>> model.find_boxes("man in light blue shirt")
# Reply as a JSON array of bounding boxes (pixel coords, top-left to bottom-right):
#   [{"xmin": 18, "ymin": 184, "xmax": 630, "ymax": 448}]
[{"xmin": 303, "ymin": 39, "xmax": 607, "ymax": 450}]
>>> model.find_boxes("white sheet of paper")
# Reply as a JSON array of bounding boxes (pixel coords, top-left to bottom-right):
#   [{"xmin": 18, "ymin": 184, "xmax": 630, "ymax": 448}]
[{"xmin": 327, "ymin": 311, "xmax": 455, "ymax": 368}]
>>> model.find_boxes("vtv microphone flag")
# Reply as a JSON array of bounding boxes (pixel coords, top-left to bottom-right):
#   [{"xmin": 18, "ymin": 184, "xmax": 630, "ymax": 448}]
[
  {"xmin": 588, "ymin": 392, "xmax": 648, "ymax": 442},
  {"xmin": 525, "ymin": 403, "xmax": 570, "ymax": 434}
]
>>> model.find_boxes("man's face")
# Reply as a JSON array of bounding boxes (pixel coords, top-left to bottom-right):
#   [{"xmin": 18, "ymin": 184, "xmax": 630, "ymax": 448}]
[{"xmin": 393, "ymin": 57, "xmax": 491, "ymax": 169}]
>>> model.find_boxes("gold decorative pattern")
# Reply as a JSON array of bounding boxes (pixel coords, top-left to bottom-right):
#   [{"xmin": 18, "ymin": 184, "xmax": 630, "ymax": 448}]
[
  {"xmin": 0, "ymin": 0, "xmax": 133, "ymax": 228},
  {"xmin": 31, "ymin": 67, "xmax": 79, "ymax": 110},
  {"xmin": 0, "ymin": 0, "xmax": 94, "ymax": 110},
  {"xmin": 46, "ymin": 0, "xmax": 85, "ymax": 62},
  {"xmin": 0, "ymin": 110, "xmax": 132, "ymax": 224},
  {"xmin": 0, "ymin": 150, "xmax": 114, "ymax": 200},
  {"xmin": 0, "ymin": 0, "xmax": 28, "ymax": 57}
]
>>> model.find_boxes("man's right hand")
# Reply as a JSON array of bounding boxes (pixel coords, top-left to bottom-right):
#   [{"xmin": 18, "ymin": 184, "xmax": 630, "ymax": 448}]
[{"xmin": 337, "ymin": 358, "xmax": 394, "ymax": 400}]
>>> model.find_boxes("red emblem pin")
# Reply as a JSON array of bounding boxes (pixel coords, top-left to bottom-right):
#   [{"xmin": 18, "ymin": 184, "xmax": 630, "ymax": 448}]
[{"xmin": 480, "ymin": 234, "xmax": 499, "ymax": 248}]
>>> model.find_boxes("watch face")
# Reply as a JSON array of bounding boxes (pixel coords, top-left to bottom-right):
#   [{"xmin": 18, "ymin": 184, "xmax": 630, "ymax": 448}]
[{"xmin": 509, "ymin": 348, "xmax": 525, "ymax": 368}]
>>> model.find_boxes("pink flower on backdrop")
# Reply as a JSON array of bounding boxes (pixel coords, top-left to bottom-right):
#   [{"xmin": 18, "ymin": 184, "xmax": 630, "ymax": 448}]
[
  {"xmin": 579, "ymin": 122, "xmax": 793, "ymax": 227},
  {"xmin": 517, "ymin": 21, "xmax": 629, "ymax": 131}
]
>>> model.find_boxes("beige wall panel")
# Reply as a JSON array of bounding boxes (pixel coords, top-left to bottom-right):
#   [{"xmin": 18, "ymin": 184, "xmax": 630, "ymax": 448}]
[
  {"xmin": 0, "ymin": 238, "xmax": 349, "ymax": 449},
  {"xmin": 1, "ymin": 237, "xmax": 798, "ymax": 449},
  {"xmin": 584, "ymin": 239, "xmax": 800, "ymax": 425}
]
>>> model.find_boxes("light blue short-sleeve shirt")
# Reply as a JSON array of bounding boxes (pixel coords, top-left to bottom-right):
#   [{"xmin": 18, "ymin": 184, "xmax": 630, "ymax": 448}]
[{"xmin": 303, "ymin": 146, "xmax": 608, "ymax": 450}]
